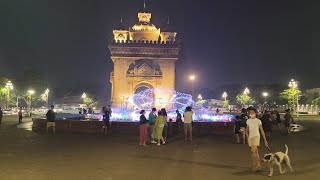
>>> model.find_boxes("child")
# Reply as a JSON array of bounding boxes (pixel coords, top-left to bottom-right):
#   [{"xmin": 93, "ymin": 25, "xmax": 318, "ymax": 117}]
[{"xmin": 245, "ymin": 107, "xmax": 269, "ymax": 172}]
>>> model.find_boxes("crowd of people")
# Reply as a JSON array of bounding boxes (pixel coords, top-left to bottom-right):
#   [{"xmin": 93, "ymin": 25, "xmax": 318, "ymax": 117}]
[
  {"xmin": 138, "ymin": 106, "xmax": 194, "ymax": 146},
  {"xmin": 0, "ymin": 103, "xmax": 298, "ymax": 172},
  {"xmin": 234, "ymin": 108, "xmax": 295, "ymax": 144},
  {"xmin": 233, "ymin": 107, "xmax": 295, "ymax": 171}
]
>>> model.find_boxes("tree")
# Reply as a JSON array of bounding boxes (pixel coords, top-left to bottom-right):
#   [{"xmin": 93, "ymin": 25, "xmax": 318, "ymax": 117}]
[
  {"xmin": 14, "ymin": 69, "xmax": 48, "ymax": 108},
  {"xmin": 223, "ymin": 100, "xmax": 229, "ymax": 108},
  {"xmin": 236, "ymin": 93, "xmax": 255, "ymax": 107},
  {"xmin": 312, "ymin": 98, "xmax": 320, "ymax": 106},
  {"xmin": 83, "ymin": 97, "xmax": 98, "ymax": 108},
  {"xmin": 280, "ymin": 88, "xmax": 301, "ymax": 107}
]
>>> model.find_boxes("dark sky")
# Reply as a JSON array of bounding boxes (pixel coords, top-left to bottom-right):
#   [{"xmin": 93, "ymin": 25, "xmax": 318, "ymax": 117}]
[{"xmin": 1, "ymin": 0, "xmax": 320, "ymax": 95}]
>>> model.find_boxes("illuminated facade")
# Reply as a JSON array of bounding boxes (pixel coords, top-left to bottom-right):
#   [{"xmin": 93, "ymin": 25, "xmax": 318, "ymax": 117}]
[{"xmin": 108, "ymin": 6, "xmax": 180, "ymax": 107}]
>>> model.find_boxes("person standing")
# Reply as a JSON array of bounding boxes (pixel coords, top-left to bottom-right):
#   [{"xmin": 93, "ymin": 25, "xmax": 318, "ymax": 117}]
[
  {"xmin": 239, "ymin": 108, "xmax": 249, "ymax": 144},
  {"xmin": 234, "ymin": 116, "xmax": 243, "ymax": 143},
  {"xmin": 148, "ymin": 108, "xmax": 157, "ymax": 144},
  {"xmin": 18, "ymin": 107, "xmax": 23, "ymax": 123},
  {"xmin": 154, "ymin": 111, "xmax": 166, "ymax": 145},
  {"xmin": 275, "ymin": 110, "xmax": 283, "ymax": 132},
  {"xmin": 176, "ymin": 109, "xmax": 183, "ymax": 135},
  {"xmin": 161, "ymin": 108, "xmax": 168, "ymax": 142},
  {"xmin": 46, "ymin": 105, "xmax": 56, "ymax": 135},
  {"xmin": 183, "ymin": 106, "xmax": 193, "ymax": 141},
  {"xmin": 284, "ymin": 109, "xmax": 293, "ymax": 135},
  {"xmin": 0, "ymin": 107, "xmax": 3, "ymax": 124},
  {"xmin": 102, "ymin": 105, "xmax": 112, "ymax": 135},
  {"xmin": 261, "ymin": 110, "xmax": 272, "ymax": 138},
  {"xmin": 245, "ymin": 107, "xmax": 268, "ymax": 172},
  {"xmin": 139, "ymin": 110, "xmax": 149, "ymax": 146}
]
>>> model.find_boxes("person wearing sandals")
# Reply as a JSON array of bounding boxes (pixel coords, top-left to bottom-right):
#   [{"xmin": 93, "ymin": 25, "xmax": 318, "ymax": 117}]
[
  {"xmin": 154, "ymin": 111, "xmax": 166, "ymax": 145},
  {"xmin": 139, "ymin": 110, "xmax": 149, "ymax": 146},
  {"xmin": 245, "ymin": 107, "xmax": 268, "ymax": 172}
]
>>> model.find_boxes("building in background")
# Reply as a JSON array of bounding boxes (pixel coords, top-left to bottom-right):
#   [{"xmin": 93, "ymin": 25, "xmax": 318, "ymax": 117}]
[{"xmin": 108, "ymin": 4, "xmax": 180, "ymax": 107}]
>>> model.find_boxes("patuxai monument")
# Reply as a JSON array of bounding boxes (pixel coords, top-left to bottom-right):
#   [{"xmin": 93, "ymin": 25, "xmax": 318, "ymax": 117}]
[{"xmin": 108, "ymin": 4, "xmax": 180, "ymax": 108}]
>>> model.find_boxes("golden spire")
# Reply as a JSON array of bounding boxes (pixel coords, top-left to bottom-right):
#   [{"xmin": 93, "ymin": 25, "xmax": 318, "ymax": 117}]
[{"xmin": 144, "ymin": 0, "xmax": 146, "ymax": 9}]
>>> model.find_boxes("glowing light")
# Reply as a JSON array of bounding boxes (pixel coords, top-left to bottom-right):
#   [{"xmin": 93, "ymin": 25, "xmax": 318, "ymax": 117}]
[
  {"xmin": 262, "ymin": 92, "xmax": 268, "ymax": 97},
  {"xmin": 28, "ymin": 90, "xmax": 35, "ymax": 95},
  {"xmin": 243, "ymin": 87, "xmax": 250, "ymax": 95},
  {"xmin": 5, "ymin": 81, "xmax": 13, "ymax": 90},
  {"xmin": 189, "ymin": 75, "xmax": 195, "ymax": 80},
  {"xmin": 81, "ymin": 93, "xmax": 87, "ymax": 99},
  {"xmin": 288, "ymin": 79, "xmax": 298, "ymax": 89},
  {"xmin": 222, "ymin": 91, "xmax": 228, "ymax": 98},
  {"xmin": 128, "ymin": 88, "xmax": 193, "ymax": 111},
  {"xmin": 45, "ymin": 88, "xmax": 49, "ymax": 95}
]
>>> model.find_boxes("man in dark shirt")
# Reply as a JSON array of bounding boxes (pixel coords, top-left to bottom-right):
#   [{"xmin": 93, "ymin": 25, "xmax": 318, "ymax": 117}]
[
  {"xmin": 46, "ymin": 105, "xmax": 56, "ymax": 134},
  {"xmin": 18, "ymin": 107, "xmax": 23, "ymax": 123},
  {"xmin": 0, "ymin": 107, "xmax": 3, "ymax": 124}
]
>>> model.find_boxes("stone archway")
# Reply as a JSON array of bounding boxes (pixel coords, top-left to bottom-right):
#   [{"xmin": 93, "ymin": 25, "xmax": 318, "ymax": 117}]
[{"xmin": 134, "ymin": 82, "xmax": 153, "ymax": 94}]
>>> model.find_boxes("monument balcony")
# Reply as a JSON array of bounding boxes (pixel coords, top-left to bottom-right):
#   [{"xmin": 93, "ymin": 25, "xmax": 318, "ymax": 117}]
[{"xmin": 109, "ymin": 39, "xmax": 179, "ymax": 47}]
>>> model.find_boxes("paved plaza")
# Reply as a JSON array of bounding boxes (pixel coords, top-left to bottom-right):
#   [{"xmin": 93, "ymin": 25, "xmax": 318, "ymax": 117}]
[{"xmin": 1, "ymin": 116, "xmax": 320, "ymax": 180}]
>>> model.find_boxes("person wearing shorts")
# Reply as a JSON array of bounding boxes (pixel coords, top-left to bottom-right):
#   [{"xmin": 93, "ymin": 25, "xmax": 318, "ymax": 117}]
[
  {"xmin": 246, "ymin": 107, "xmax": 268, "ymax": 172},
  {"xmin": 183, "ymin": 106, "xmax": 193, "ymax": 141},
  {"xmin": 46, "ymin": 105, "xmax": 56, "ymax": 135}
]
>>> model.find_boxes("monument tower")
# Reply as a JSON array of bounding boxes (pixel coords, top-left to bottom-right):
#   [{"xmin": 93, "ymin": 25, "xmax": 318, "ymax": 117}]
[{"xmin": 108, "ymin": 3, "xmax": 180, "ymax": 107}]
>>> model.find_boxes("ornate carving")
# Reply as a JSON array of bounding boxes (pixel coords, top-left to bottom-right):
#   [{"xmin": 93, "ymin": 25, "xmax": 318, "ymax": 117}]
[{"xmin": 109, "ymin": 45, "xmax": 180, "ymax": 58}]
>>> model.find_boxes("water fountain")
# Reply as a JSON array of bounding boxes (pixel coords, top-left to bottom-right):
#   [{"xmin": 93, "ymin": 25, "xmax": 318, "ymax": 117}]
[{"xmin": 110, "ymin": 89, "xmax": 235, "ymax": 122}]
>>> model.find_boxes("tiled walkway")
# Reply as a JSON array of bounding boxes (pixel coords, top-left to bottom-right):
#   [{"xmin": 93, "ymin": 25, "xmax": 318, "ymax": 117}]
[{"xmin": 0, "ymin": 116, "xmax": 319, "ymax": 180}]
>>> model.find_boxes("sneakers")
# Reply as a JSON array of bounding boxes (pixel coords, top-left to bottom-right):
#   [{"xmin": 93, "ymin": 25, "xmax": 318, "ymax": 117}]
[
  {"xmin": 157, "ymin": 143, "xmax": 161, "ymax": 146},
  {"xmin": 151, "ymin": 140, "xmax": 157, "ymax": 144}
]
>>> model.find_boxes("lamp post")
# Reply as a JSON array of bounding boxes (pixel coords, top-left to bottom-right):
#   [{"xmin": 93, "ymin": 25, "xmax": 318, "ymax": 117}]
[
  {"xmin": 288, "ymin": 79, "xmax": 299, "ymax": 117},
  {"xmin": 222, "ymin": 91, "xmax": 228, "ymax": 101},
  {"xmin": 244, "ymin": 87, "xmax": 250, "ymax": 95},
  {"xmin": 28, "ymin": 89, "xmax": 35, "ymax": 111},
  {"xmin": 81, "ymin": 93, "xmax": 87, "ymax": 105},
  {"xmin": 5, "ymin": 81, "xmax": 13, "ymax": 109},
  {"xmin": 120, "ymin": 96, "xmax": 124, "ymax": 109},
  {"xmin": 42, "ymin": 89, "xmax": 50, "ymax": 108},
  {"xmin": 120, "ymin": 94, "xmax": 126, "ymax": 109},
  {"xmin": 189, "ymin": 75, "xmax": 195, "ymax": 105},
  {"xmin": 262, "ymin": 92, "xmax": 268, "ymax": 103}
]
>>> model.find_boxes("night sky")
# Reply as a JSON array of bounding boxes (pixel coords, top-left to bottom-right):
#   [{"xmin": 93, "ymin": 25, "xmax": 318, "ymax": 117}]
[{"xmin": 1, "ymin": 0, "xmax": 320, "ymax": 95}]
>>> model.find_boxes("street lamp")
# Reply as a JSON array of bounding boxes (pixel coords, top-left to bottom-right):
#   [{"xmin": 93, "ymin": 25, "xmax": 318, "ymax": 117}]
[
  {"xmin": 81, "ymin": 93, "xmax": 87, "ymax": 104},
  {"xmin": 189, "ymin": 75, "xmax": 196, "ymax": 104},
  {"xmin": 244, "ymin": 87, "xmax": 250, "ymax": 95},
  {"xmin": 288, "ymin": 79, "xmax": 299, "ymax": 117},
  {"xmin": 5, "ymin": 81, "xmax": 13, "ymax": 109},
  {"xmin": 42, "ymin": 88, "xmax": 50, "ymax": 108},
  {"xmin": 120, "ymin": 94, "xmax": 126, "ymax": 109},
  {"xmin": 262, "ymin": 92, "xmax": 268, "ymax": 103},
  {"xmin": 28, "ymin": 89, "xmax": 35, "ymax": 111},
  {"xmin": 222, "ymin": 91, "xmax": 228, "ymax": 101}
]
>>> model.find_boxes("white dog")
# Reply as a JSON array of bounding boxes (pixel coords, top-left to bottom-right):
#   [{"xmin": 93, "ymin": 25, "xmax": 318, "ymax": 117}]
[{"xmin": 262, "ymin": 145, "xmax": 293, "ymax": 177}]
